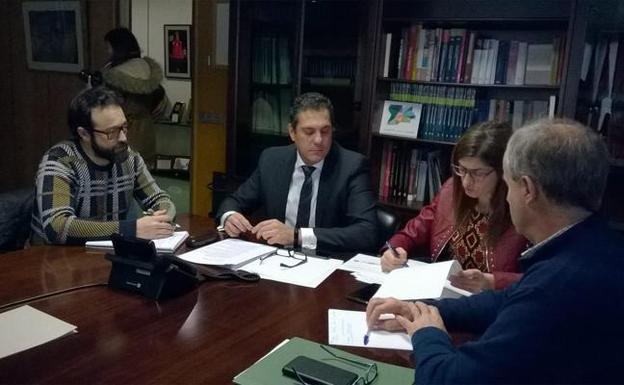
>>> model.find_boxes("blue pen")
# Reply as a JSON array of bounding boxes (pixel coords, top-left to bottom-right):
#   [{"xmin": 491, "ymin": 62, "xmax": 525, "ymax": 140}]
[
  {"xmin": 363, "ymin": 330, "xmax": 370, "ymax": 345},
  {"xmin": 385, "ymin": 241, "xmax": 408, "ymax": 268}
]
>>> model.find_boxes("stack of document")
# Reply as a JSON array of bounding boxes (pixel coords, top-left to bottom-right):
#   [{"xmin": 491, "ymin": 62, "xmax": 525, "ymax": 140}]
[
  {"xmin": 85, "ymin": 231, "xmax": 189, "ymax": 254},
  {"xmin": 373, "ymin": 260, "xmax": 472, "ymax": 300},
  {"xmin": 0, "ymin": 305, "xmax": 77, "ymax": 359},
  {"xmin": 240, "ymin": 254, "xmax": 343, "ymax": 288},
  {"xmin": 338, "ymin": 253, "xmax": 424, "ymax": 283},
  {"xmin": 177, "ymin": 238, "xmax": 277, "ymax": 269},
  {"xmin": 340, "ymin": 254, "xmax": 471, "ymax": 299}
]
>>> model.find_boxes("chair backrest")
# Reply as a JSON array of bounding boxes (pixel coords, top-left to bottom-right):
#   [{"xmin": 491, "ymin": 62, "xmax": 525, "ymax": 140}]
[
  {"xmin": 376, "ymin": 205, "xmax": 401, "ymax": 248},
  {"xmin": 0, "ymin": 188, "xmax": 34, "ymax": 253}
]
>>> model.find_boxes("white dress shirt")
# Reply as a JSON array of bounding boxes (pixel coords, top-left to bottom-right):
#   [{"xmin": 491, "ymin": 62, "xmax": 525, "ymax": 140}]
[{"xmin": 220, "ymin": 151, "xmax": 324, "ymax": 250}]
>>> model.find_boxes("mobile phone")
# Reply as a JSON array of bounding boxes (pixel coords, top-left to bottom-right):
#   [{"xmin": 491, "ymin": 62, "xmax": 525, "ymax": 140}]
[
  {"xmin": 346, "ymin": 283, "xmax": 380, "ymax": 305},
  {"xmin": 185, "ymin": 232, "xmax": 219, "ymax": 248},
  {"xmin": 282, "ymin": 356, "xmax": 358, "ymax": 385}
]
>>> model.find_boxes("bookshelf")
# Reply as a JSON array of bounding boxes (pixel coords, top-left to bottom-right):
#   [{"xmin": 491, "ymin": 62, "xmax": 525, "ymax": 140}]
[
  {"xmin": 227, "ymin": 0, "xmax": 372, "ymax": 177},
  {"xmin": 572, "ymin": 0, "xmax": 624, "ymax": 229},
  {"xmin": 364, "ymin": 0, "xmax": 578, "ymax": 212}
]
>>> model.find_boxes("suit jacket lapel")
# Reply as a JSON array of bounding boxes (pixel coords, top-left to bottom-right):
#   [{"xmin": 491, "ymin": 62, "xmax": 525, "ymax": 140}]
[
  {"xmin": 316, "ymin": 143, "xmax": 338, "ymax": 227},
  {"xmin": 273, "ymin": 146, "xmax": 296, "ymax": 220}
]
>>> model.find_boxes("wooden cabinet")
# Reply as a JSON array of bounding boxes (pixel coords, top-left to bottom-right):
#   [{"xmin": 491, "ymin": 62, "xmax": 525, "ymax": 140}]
[{"xmin": 227, "ymin": 0, "xmax": 374, "ymax": 177}]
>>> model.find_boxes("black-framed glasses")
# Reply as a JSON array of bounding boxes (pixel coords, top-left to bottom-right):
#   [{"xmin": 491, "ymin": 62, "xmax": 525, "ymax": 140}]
[
  {"xmin": 91, "ymin": 122, "xmax": 128, "ymax": 140},
  {"xmin": 451, "ymin": 164, "xmax": 495, "ymax": 181},
  {"xmin": 259, "ymin": 248, "xmax": 308, "ymax": 268},
  {"xmin": 319, "ymin": 344, "xmax": 378, "ymax": 385}
]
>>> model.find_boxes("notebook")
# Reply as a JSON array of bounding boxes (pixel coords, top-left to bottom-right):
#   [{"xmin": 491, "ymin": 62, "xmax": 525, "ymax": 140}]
[
  {"xmin": 233, "ymin": 337, "xmax": 413, "ymax": 385},
  {"xmin": 85, "ymin": 231, "xmax": 189, "ymax": 254}
]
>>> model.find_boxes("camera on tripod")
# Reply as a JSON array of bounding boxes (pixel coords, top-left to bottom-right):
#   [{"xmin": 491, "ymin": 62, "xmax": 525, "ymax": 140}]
[{"xmin": 78, "ymin": 69, "xmax": 103, "ymax": 88}]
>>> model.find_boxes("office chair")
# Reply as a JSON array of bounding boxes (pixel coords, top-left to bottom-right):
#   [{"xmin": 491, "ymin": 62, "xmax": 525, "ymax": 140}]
[
  {"xmin": 0, "ymin": 188, "xmax": 34, "ymax": 253},
  {"xmin": 376, "ymin": 205, "xmax": 401, "ymax": 249}
]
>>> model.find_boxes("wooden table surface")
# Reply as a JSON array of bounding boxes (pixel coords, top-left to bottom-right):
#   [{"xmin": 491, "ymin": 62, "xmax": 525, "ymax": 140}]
[{"xmin": 0, "ymin": 215, "xmax": 413, "ymax": 384}]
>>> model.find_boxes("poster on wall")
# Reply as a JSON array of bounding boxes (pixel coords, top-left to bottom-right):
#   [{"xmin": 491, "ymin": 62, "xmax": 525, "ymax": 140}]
[
  {"xmin": 22, "ymin": 1, "xmax": 85, "ymax": 73},
  {"xmin": 164, "ymin": 24, "xmax": 191, "ymax": 79}
]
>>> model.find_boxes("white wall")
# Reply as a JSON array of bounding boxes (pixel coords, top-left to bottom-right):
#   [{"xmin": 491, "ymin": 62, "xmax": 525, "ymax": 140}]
[{"xmin": 131, "ymin": 0, "xmax": 192, "ymax": 109}]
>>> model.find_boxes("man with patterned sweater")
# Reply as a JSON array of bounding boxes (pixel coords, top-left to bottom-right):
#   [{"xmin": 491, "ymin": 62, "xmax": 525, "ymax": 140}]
[{"xmin": 31, "ymin": 87, "xmax": 176, "ymax": 245}]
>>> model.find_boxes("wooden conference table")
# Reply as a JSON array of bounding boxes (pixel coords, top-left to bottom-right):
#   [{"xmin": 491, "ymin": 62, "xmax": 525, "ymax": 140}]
[{"xmin": 0, "ymin": 215, "xmax": 413, "ymax": 384}]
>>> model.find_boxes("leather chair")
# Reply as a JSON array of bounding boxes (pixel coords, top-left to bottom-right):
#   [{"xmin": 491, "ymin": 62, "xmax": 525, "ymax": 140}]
[
  {"xmin": 0, "ymin": 188, "xmax": 34, "ymax": 253},
  {"xmin": 376, "ymin": 205, "xmax": 401, "ymax": 248}
]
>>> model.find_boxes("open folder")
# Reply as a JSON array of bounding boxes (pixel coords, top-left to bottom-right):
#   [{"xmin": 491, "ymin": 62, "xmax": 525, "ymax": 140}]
[
  {"xmin": 233, "ymin": 337, "xmax": 413, "ymax": 385},
  {"xmin": 177, "ymin": 238, "xmax": 277, "ymax": 269},
  {"xmin": 85, "ymin": 231, "xmax": 189, "ymax": 254}
]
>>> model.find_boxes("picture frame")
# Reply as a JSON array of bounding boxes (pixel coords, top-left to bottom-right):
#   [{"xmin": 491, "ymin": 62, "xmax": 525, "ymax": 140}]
[
  {"xmin": 164, "ymin": 25, "xmax": 191, "ymax": 79},
  {"xmin": 22, "ymin": 1, "xmax": 85, "ymax": 73},
  {"xmin": 378, "ymin": 100, "xmax": 423, "ymax": 139},
  {"xmin": 170, "ymin": 102, "xmax": 186, "ymax": 124},
  {"xmin": 172, "ymin": 157, "xmax": 191, "ymax": 172},
  {"xmin": 155, "ymin": 155, "xmax": 173, "ymax": 171}
]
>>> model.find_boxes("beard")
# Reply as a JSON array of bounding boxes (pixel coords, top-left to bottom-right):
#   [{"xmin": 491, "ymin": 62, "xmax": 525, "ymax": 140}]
[{"xmin": 91, "ymin": 138, "xmax": 129, "ymax": 164}]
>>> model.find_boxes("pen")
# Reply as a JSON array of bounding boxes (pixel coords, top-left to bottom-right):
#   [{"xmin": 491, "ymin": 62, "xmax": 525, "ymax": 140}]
[
  {"xmin": 385, "ymin": 241, "xmax": 408, "ymax": 268},
  {"xmin": 143, "ymin": 210, "xmax": 181, "ymax": 229},
  {"xmin": 363, "ymin": 314, "xmax": 394, "ymax": 346}
]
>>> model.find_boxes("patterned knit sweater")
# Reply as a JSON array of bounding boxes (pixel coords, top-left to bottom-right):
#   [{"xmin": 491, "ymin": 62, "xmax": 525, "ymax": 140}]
[{"xmin": 31, "ymin": 140, "xmax": 175, "ymax": 245}]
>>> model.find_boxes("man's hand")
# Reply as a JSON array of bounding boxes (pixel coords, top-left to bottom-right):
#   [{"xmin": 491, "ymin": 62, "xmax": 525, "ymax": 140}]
[
  {"xmin": 366, "ymin": 297, "xmax": 413, "ymax": 332},
  {"xmin": 449, "ymin": 269, "xmax": 495, "ymax": 293},
  {"xmin": 380, "ymin": 247, "xmax": 408, "ymax": 272},
  {"xmin": 252, "ymin": 219, "xmax": 294, "ymax": 246},
  {"xmin": 396, "ymin": 301, "xmax": 448, "ymax": 337},
  {"xmin": 136, "ymin": 209, "xmax": 174, "ymax": 239},
  {"xmin": 224, "ymin": 212, "xmax": 253, "ymax": 237}
]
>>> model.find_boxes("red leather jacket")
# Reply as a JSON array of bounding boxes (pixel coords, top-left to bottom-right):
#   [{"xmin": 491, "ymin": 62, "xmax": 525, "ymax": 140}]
[{"xmin": 389, "ymin": 178, "xmax": 527, "ymax": 289}]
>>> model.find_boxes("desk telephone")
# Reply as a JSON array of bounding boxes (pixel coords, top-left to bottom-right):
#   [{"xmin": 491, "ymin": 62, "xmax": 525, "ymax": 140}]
[{"xmin": 105, "ymin": 234, "xmax": 199, "ymax": 300}]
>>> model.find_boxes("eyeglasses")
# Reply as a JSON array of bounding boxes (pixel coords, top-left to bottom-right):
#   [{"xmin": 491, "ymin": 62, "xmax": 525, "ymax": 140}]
[
  {"xmin": 452, "ymin": 164, "xmax": 495, "ymax": 181},
  {"xmin": 91, "ymin": 123, "xmax": 128, "ymax": 140},
  {"xmin": 319, "ymin": 344, "xmax": 378, "ymax": 385},
  {"xmin": 259, "ymin": 248, "xmax": 308, "ymax": 268}
]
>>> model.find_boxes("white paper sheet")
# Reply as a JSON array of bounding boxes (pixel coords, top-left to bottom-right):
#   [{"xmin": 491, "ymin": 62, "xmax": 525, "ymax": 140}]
[
  {"xmin": 0, "ymin": 305, "xmax": 77, "ymax": 359},
  {"xmin": 340, "ymin": 254, "xmax": 427, "ymax": 284},
  {"xmin": 373, "ymin": 260, "xmax": 464, "ymax": 300},
  {"xmin": 85, "ymin": 231, "xmax": 189, "ymax": 253},
  {"xmin": 177, "ymin": 238, "xmax": 276, "ymax": 268},
  {"xmin": 328, "ymin": 309, "xmax": 412, "ymax": 351},
  {"xmin": 239, "ymin": 254, "xmax": 343, "ymax": 288}
]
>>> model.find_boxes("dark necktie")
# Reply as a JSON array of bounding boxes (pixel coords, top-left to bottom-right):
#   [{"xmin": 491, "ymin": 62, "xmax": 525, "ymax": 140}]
[{"xmin": 296, "ymin": 165, "xmax": 316, "ymax": 228}]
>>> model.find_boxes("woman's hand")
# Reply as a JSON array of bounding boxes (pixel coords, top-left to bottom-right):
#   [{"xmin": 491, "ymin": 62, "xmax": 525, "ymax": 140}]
[{"xmin": 449, "ymin": 269, "xmax": 495, "ymax": 293}]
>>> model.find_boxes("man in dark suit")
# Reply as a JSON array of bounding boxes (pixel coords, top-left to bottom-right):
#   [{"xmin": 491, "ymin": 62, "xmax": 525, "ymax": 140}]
[{"xmin": 217, "ymin": 92, "xmax": 378, "ymax": 256}]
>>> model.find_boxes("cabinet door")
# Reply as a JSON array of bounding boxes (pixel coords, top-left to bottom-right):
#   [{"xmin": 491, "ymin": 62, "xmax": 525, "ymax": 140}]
[
  {"xmin": 233, "ymin": 0, "xmax": 302, "ymax": 177},
  {"xmin": 301, "ymin": 0, "xmax": 367, "ymax": 152}
]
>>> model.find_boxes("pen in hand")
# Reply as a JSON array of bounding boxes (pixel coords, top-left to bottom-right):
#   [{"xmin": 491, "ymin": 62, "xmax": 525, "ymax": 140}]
[
  {"xmin": 143, "ymin": 209, "xmax": 181, "ymax": 229},
  {"xmin": 385, "ymin": 241, "xmax": 408, "ymax": 268}
]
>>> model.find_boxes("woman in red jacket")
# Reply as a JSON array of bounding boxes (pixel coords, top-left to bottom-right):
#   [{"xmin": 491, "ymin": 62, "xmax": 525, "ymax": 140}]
[{"xmin": 381, "ymin": 121, "xmax": 527, "ymax": 292}]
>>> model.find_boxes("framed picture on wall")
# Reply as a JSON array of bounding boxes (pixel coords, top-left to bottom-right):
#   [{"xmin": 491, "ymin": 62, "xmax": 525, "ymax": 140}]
[
  {"xmin": 22, "ymin": 1, "xmax": 85, "ymax": 72},
  {"xmin": 164, "ymin": 24, "xmax": 191, "ymax": 79}
]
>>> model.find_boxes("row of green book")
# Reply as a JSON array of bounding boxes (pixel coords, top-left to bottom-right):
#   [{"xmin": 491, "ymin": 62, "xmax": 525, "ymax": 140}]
[
  {"xmin": 389, "ymin": 82, "xmax": 477, "ymax": 143},
  {"xmin": 379, "ymin": 141, "xmax": 443, "ymax": 205}
]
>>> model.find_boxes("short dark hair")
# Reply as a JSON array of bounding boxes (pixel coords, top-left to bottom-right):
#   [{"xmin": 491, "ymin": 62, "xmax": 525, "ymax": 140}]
[
  {"xmin": 289, "ymin": 92, "xmax": 334, "ymax": 129},
  {"xmin": 68, "ymin": 87, "xmax": 123, "ymax": 138},
  {"xmin": 104, "ymin": 28, "xmax": 141, "ymax": 66}
]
